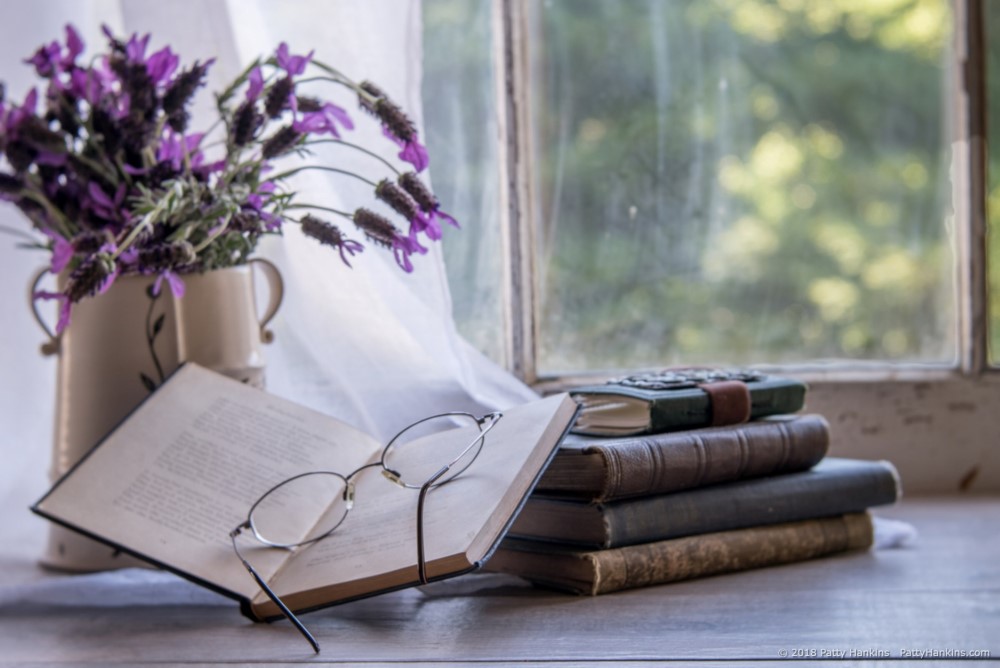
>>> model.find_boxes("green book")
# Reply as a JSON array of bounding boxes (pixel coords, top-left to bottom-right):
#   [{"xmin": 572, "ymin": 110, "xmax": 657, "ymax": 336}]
[
  {"xmin": 509, "ymin": 457, "xmax": 899, "ymax": 548},
  {"xmin": 569, "ymin": 369, "xmax": 808, "ymax": 436}
]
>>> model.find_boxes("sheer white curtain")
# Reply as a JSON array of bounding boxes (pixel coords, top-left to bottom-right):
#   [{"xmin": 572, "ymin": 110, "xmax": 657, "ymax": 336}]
[{"xmin": 0, "ymin": 0, "xmax": 533, "ymax": 598}]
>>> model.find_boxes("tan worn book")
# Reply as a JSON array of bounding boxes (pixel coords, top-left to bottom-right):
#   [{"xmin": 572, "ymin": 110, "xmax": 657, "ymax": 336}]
[
  {"xmin": 33, "ymin": 363, "xmax": 578, "ymax": 621},
  {"xmin": 487, "ymin": 512, "xmax": 874, "ymax": 595},
  {"xmin": 537, "ymin": 414, "xmax": 830, "ymax": 502}
]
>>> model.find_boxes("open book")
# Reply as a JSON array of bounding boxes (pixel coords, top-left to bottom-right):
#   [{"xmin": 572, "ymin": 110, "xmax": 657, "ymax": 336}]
[{"xmin": 33, "ymin": 363, "xmax": 578, "ymax": 621}]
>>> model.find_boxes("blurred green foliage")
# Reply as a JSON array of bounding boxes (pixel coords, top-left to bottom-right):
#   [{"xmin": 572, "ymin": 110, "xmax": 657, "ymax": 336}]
[{"xmin": 426, "ymin": 0, "xmax": 963, "ymax": 374}]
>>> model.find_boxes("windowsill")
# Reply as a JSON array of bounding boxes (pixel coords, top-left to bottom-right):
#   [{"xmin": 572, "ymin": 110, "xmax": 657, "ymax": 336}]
[
  {"xmin": 1, "ymin": 496, "xmax": 995, "ymax": 665},
  {"xmin": 534, "ymin": 372, "xmax": 1000, "ymax": 494}
]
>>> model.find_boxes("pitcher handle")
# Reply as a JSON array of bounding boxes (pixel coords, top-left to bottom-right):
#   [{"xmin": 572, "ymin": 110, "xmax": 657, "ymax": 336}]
[
  {"xmin": 30, "ymin": 268, "xmax": 61, "ymax": 356},
  {"xmin": 249, "ymin": 258, "xmax": 284, "ymax": 344}
]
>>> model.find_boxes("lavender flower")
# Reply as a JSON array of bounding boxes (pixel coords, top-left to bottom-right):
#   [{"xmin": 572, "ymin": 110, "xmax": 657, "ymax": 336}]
[
  {"xmin": 398, "ymin": 171, "xmax": 459, "ymax": 240},
  {"xmin": 232, "ymin": 101, "xmax": 262, "ymax": 147},
  {"xmin": 25, "ymin": 41, "xmax": 62, "ymax": 78},
  {"xmin": 246, "ymin": 66, "xmax": 264, "ymax": 101},
  {"xmin": 300, "ymin": 214, "xmax": 363, "ymax": 266},
  {"xmin": 357, "ymin": 81, "xmax": 428, "ymax": 172},
  {"xmin": 374, "ymin": 179, "xmax": 430, "ymax": 246},
  {"xmin": 353, "ymin": 207, "xmax": 419, "ymax": 272},
  {"xmin": 264, "ymin": 76, "xmax": 294, "ymax": 118},
  {"xmin": 296, "ymin": 96, "xmax": 323, "ymax": 113},
  {"xmin": 72, "ymin": 230, "xmax": 114, "ymax": 255},
  {"xmin": 2, "ymin": 25, "xmax": 458, "ymax": 317},
  {"xmin": 275, "ymin": 43, "xmax": 314, "ymax": 76},
  {"xmin": 292, "ymin": 101, "xmax": 353, "ymax": 138},
  {"xmin": 261, "ymin": 125, "xmax": 302, "ymax": 159},
  {"xmin": 152, "ymin": 270, "xmax": 185, "ymax": 298},
  {"xmin": 137, "ymin": 241, "xmax": 196, "ymax": 273},
  {"xmin": 162, "ymin": 59, "xmax": 213, "ymax": 132},
  {"xmin": 66, "ymin": 251, "xmax": 117, "ymax": 302}
]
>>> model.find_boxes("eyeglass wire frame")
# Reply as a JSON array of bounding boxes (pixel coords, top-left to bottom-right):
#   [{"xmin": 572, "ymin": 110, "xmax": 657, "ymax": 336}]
[{"xmin": 229, "ymin": 410, "xmax": 503, "ymax": 653}]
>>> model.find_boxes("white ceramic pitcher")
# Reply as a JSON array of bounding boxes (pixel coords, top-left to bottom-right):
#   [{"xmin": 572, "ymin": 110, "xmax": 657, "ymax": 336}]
[{"xmin": 30, "ymin": 260, "xmax": 283, "ymax": 571}]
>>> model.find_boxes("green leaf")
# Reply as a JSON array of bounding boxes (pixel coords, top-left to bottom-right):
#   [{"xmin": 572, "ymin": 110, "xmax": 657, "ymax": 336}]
[{"xmin": 152, "ymin": 314, "xmax": 165, "ymax": 336}]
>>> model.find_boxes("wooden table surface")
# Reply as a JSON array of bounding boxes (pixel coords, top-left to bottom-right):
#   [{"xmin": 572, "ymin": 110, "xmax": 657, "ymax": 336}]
[{"xmin": 1, "ymin": 497, "xmax": 997, "ymax": 667}]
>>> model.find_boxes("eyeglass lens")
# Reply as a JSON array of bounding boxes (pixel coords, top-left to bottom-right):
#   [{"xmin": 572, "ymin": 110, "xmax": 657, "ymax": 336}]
[
  {"xmin": 249, "ymin": 472, "xmax": 351, "ymax": 547},
  {"xmin": 382, "ymin": 413, "xmax": 483, "ymax": 486}
]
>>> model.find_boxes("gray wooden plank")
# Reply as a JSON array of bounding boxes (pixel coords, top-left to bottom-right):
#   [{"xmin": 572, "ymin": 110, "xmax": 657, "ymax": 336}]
[{"xmin": 0, "ymin": 498, "xmax": 996, "ymax": 666}]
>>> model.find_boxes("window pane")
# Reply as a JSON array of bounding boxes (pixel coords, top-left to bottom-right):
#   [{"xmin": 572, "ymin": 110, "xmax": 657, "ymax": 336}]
[
  {"xmin": 529, "ymin": 0, "xmax": 956, "ymax": 375},
  {"xmin": 422, "ymin": 0, "xmax": 507, "ymax": 366},
  {"xmin": 988, "ymin": 3, "xmax": 1000, "ymax": 366}
]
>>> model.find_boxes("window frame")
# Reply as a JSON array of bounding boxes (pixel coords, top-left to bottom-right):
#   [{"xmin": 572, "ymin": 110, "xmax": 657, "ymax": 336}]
[
  {"xmin": 485, "ymin": 0, "xmax": 996, "ymax": 493},
  {"xmin": 493, "ymin": 0, "xmax": 991, "ymax": 387}
]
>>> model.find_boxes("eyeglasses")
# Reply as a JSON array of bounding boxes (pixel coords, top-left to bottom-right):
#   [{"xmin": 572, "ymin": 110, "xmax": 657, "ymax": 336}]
[{"xmin": 229, "ymin": 410, "xmax": 503, "ymax": 653}]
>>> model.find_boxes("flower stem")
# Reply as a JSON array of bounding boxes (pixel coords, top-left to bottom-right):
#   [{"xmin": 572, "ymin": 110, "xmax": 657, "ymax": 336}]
[
  {"xmin": 269, "ymin": 165, "xmax": 377, "ymax": 187},
  {"xmin": 192, "ymin": 212, "xmax": 234, "ymax": 253},
  {"xmin": 215, "ymin": 57, "xmax": 262, "ymax": 110},
  {"xmin": 0, "ymin": 224, "xmax": 44, "ymax": 244},
  {"xmin": 20, "ymin": 190, "xmax": 75, "ymax": 239},
  {"xmin": 305, "ymin": 139, "xmax": 400, "ymax": 175},
  {"xmin": 144, "ymin": 290, "xmax": 166, "ymax": 383},
  {"xmin": 286, "ymin": 203, "xmax": 354, "ymax": 220}
]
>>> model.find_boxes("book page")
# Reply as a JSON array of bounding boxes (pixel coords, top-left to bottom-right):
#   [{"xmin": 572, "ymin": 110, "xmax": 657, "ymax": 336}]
[
  {"xmin": 34, "ymin": 364, "xmax": 380, "ymax": 600},
  {"xmin": 258, "ymin": 393, "xmax": 578, "ymax": 616}
]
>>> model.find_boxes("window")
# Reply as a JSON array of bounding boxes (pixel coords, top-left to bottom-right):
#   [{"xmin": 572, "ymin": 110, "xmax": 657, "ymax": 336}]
[{"xmin": 424, "ymin": 0, "xmax": 990, "ymax": 384}]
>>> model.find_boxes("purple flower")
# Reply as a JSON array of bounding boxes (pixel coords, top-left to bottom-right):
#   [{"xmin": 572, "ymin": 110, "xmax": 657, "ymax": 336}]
[
  {"xmin": 125, "ymin": 31, "xmax": 151, "ymax": 63},
  {"xmin": 146, "ymin": 46, "xmax": 180, "ymax": 87},
  {"xmin": 396, "ymin": 172, "xmax": 458, "ymax": 241},
  {"xmin": 244, "ymin": 181, "xmax": 282, "ymax": 230},
  {"xmin": 152, "ymin": 270, "xmax": 185, "ymax": 298},
  {"xmin": 382, "ymin": 126, "xmax": 429, "ymax": 172},
  {"xmin": 246, "ymin": 66, "xmax": 264, "ymax": 101},
  {"xmin": 300, "ymin": 214, "xmax": 363, "ymax": 266},
  {"xmin": 292, "ymin": 101, "xmax": 354, "ymax": 138},
  {"xmin": 157, "ymin": 131, "xmax": 205, "ymax": 170},
  {"xmin": 25, "ymin": 41, "xmax": 62, "ymax": 78},
  {"xmin": 4, "ymin": 88, "xmax": 38, "ymax": 133},
  {"xmin": 69, "ymin": 68, "xmax": 111, "ymax": 105},
  {"xmin": 50, "ymin": 234, "xmax": 74, "ymax": 273},
  {"xmin": 62, "ymin": 24, "xmax": 85, "ymax": 68},
  {"xmin": 33, "ymin": 290, "xmax": 72, "ymax": 334},
  {"xmin": 275, "ymin": 42, "xmax": 313, "ymax": 76},
  {"xmin": 87, "ymin": 182, "xmax": 127, "ymax": 222},
  {"xmin": 392, "ymin": 234, "xmax": 424, "ymax": 273}
]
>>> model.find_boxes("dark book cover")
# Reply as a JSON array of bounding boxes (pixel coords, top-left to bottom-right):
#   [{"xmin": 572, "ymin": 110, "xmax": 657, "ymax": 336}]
[
  {"xmin": 510, "ymin": 457, "xmax": 899, "ymax": 548},
  {"xmin": 537, "ymin": 414, "xmax": 829, "ymax": 502},
  {"xmin": 569, "ymin": 368, "xmax": 808, "ymax": 436}
]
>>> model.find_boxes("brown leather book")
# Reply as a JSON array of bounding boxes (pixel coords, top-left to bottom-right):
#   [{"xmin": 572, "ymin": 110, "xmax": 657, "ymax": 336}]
[
  {"xmin": 487, "ymin": 513, "xmax": 874, "ymax": 595},
  {"xmin": 537, "ymin": 414, "xmax": 829, "ymax": 502}
]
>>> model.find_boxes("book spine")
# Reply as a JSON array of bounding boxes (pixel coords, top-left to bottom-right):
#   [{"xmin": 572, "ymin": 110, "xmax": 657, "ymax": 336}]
[
  {"xmin": 602, "ymin": 460, "xmax": 897, "ymax": 548},
  {"xmin": 590, "ymin": 513, "xmax": 873, "ymax": 595},
  {"xmin": 594, "ymin": 415, "xmax": 829, "ymax": 501}
]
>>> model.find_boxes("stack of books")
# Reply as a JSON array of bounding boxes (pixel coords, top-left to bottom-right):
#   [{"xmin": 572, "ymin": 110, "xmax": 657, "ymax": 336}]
[{"xmin": 487, "ymin": 370, "xmax": 899, "ymax": 595}]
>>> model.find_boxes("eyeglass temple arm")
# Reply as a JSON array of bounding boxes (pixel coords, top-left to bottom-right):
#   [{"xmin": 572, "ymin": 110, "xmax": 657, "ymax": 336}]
[
  {"xmin": 230, "ymin": 528, "xmax": 320, "ymax": 654},
  {"xmin": 414, "ymin": 412, "xmax": 503, "ymax": 584},
  {"xmin": 415, "ymin": 464, "xmax": 451, "ymax": 585}
]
